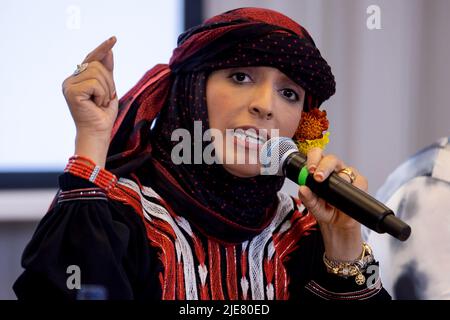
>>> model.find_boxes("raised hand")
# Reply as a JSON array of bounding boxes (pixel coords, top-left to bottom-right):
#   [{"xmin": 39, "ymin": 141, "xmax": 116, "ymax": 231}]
[{"xmin": 62, "ymin": 36, "xmax": 119, "ymax": 167}]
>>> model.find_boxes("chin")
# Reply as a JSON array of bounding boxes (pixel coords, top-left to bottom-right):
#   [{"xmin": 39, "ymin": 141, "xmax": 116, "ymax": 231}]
[{"xmin": 222, "ymin": 163, "xmax": 261, "ymax": 178}]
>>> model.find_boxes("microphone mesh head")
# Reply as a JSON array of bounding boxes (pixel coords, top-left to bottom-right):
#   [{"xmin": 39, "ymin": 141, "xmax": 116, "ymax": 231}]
[{"xmin": 259, "ymin": 137, "xmax": 298, "ymax": 175}]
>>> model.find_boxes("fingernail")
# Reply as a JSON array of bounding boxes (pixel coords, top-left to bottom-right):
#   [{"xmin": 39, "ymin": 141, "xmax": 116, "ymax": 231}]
[
  {"xmin": 109, "ymin": 36, "xmax": 115, "ymax": 41},
  {"xmin": 314, "ymin": 171, "xmax": 324, "ymax": 181},
  {"xmin": 111, "ymin": 91, "xmax": 116, "ymax": 99},
  {"xmin": 308, "ymin": 165, "xmax": 316, "ymax": 174}
]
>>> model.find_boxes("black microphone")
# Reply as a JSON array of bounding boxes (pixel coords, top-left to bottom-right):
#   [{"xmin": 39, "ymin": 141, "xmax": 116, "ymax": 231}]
[{"xmin": 260, "ymin": 137, "xmax": 411, "ymax": 241}]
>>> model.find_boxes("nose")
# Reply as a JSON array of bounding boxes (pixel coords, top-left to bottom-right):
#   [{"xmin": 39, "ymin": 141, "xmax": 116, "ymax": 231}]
[{"xmin": 248, "ymin": 83, "xmax": 274, "ymax": 120}]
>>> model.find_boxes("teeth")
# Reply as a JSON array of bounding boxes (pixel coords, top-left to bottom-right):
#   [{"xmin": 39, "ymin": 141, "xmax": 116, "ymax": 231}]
[
  {"xmin": 244, "ymin": 129, "xmax": 259, "ymax": 139},
  {"xmin": 233, "ymin": 130, "xmax": 266, "ymax": 145}
]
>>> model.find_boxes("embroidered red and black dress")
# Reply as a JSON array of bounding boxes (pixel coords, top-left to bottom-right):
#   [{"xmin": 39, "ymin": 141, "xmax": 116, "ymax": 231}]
[{"xmin": 14, "ymin": 172, "xmax": 389, "ymax": 300}]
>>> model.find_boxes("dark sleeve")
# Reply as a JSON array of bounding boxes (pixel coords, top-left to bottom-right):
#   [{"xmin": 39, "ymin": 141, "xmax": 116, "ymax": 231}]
[
  {"xmin": 286, "ymin": 227, "xmax": 391, "ymax": 300},
  {"xmin": 13, "ymin": 173, "xmax": 162, "ymax": 300}
]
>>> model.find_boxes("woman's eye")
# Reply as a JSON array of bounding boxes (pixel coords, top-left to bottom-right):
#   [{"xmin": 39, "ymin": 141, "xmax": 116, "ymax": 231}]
[
  {"xmin": 230, "ymin": 72, "xmax": 252, "ymax": 83},
  {"xmin": 280, "ymin": 89, "xmax": 299, "ymax": 102}
]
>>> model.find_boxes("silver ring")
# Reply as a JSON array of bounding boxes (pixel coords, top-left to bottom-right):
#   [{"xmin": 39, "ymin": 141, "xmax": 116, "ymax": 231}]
[{"xmin": 73, "ymin": 62, "xmax": 89, "ymax": 76}]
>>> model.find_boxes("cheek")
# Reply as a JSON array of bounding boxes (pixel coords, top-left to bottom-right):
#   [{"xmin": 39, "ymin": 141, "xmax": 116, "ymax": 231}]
[
  {"xmin": 278, "ymin": 108, "xmax": 302, "ymax": 137},
  {"xmin": 206, "ymin": 80, "xmax": 223, "ymax": 128},
  {"xmin": 206, "ymin": 80, "xmax": 239, "ymax": 129}
]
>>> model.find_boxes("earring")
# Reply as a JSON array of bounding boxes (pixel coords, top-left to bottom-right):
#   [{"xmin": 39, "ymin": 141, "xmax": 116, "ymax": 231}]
[{"xmin": 294, "ymin": 108, "xmax": 330, "ymax": 154}]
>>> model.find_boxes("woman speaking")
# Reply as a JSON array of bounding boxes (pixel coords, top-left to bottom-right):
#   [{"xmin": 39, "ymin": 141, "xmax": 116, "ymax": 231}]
[{"xmin": 14, "ymin": 7, "xmax": 389, "ymax": 300}]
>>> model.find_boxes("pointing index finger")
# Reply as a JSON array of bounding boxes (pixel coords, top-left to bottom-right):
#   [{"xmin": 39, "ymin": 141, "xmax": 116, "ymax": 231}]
[{"xmin": 83, "ymin": 36, "xmax": 117, "ymax": 64}]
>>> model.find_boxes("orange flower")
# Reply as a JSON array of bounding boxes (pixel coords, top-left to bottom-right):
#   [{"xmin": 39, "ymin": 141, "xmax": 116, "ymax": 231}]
[{"xmin": 294, "ymin": 109, "xmax": 329, "ymax": 142}]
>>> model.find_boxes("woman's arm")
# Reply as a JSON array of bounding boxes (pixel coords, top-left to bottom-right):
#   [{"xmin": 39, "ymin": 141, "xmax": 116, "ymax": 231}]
[
  {"xmin": 295, "ymin": 147, "xmax": 392, "ymax": 298},
  {"xmin": 285, "ymin": 225, "xmax": 390, "ymax": 300},
  {"xmin": 62, "ymin": 36, "xmax": 119, "ymax": 168},
  {"xmin": 297, "ymin": 147, "xmax": 367, "ymax": 261},
  {"xmin": 13, "ymin": 173, "xmax": 158, "ymax": 300}
]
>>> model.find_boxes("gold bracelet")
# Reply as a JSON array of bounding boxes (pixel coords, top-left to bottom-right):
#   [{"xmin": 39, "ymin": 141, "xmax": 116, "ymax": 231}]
[{"xmin": 323, "ymin": 242, "xmax": 374, "ymax": 285}]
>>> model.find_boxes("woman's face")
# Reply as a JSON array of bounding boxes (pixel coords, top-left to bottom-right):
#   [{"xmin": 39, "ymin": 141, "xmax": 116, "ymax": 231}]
[{"xmin": 206, "ymin": 66, "xmax": 305, "ymax": 177}]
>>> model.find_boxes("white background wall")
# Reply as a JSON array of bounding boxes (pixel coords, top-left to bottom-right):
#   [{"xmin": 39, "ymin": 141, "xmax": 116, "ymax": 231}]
[{"xmin": 0, "ymin": 0, "xmax": 182, "ymax": 171}]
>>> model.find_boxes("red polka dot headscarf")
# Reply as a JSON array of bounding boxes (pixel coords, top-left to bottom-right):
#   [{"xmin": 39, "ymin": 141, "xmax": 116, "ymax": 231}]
[
  {"xmin": 171, "ymin": 7, "xmax": 335, "ymax": 109},
  {"xmin": 107, "ymin": 8, "xmax": 336, "ymax": 243}
]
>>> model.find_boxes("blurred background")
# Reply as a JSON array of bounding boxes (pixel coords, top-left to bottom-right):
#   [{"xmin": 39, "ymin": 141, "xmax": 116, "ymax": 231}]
[{"xmin": 1, "ymin": 0, "xmax": 449, "ymax": 299}]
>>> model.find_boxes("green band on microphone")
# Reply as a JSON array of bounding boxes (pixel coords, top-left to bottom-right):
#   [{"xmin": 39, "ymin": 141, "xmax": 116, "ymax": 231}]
[{"xmin": 298, "ymin": 166, "xmax": 309, "ymax": 186}]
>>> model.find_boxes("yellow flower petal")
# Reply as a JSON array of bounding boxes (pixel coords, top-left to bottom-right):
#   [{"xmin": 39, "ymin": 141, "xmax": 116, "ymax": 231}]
[{"xmin": 296, "ymin": 132, "xmax": 330, "ymax": 154}]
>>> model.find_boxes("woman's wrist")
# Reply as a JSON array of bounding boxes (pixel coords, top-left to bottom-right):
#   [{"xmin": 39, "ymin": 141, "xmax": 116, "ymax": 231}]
[
  {"xmin": 65, "ymin": 155, "xmax": 118, "ymax": 191},
  {"xmin": 75, "ymin": 131, "xmax": 110, "ymax": 168},
  {"xmin": 320, "ymin": 223, "xmax": 363, "ymax": 261}
]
